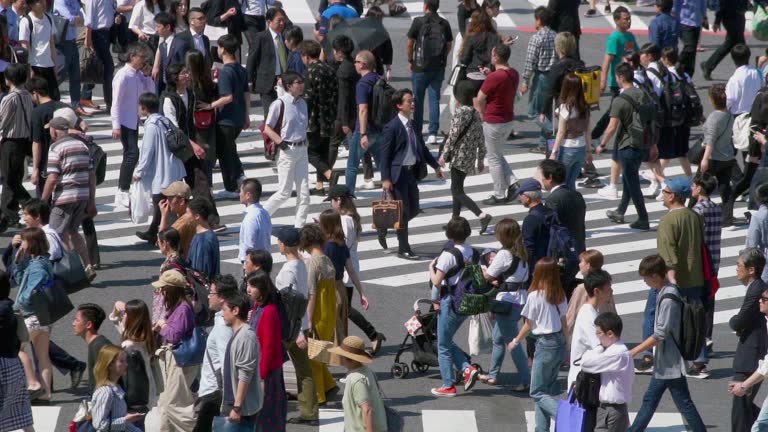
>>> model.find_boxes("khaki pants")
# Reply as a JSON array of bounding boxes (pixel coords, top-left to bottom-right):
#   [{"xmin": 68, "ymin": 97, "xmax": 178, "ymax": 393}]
[
  {"xmin": 286, "ymin": 341, "xmax": 319, "ymax": 420},
  {"xmin": 158, "ymin": 349, "xmax": 200, "ymax": 432}
]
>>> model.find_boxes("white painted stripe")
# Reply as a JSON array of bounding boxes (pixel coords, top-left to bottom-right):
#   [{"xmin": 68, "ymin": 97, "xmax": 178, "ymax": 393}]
[
  {"xmin": 422, "ymin": 410, "xmax": 479, "ymax": 432},
  {"xmin": 319, "ymin": 409, "xmax": 346, "ymax": 432},
  {"xmin": 21, "ymin": 406, "xmax": 61, "ymax": 432},
  {"xmin": 615, "ymin": 284, "xmax": 746, "ymax": 316},
  {"xmin": 494, "ymin": 6, "xmax": 517, "ymax": 29},
  {"xmin": 283, "ymin": 0, "xmax": 316, "ymax": 24},
  {"xmin": 402, "ymin": 1, "xmax": 448, "ymax": 20},
  {"xmin": 524, "ymin": 411, "xmax": 685, "ymax": 432}
]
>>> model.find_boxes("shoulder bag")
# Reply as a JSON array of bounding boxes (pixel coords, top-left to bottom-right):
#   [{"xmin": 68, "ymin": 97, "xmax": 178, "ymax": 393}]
[
  {"xmin": 30, "ymin": 277, "xmax": 74, "ymax": 326},
  {"xmin": 371, "ymin": 189, "xmax": 402, "ymax": 230},
  {"xmin": 258, "ymin": 100, "xmax": 284, "ymax": 161},
  {"xmin": 688, "ymin": 115, "xmax": 731, "ymax": 165},
  {"xmin": 172, "ymin": 326, "xmax": 208, "ymax": 367},
  {"xmin": 50, "ymin": 234, "xmax": 89, "ymax": 292},
  {"xmin": 194, "ymin": 109, "xmax": 214, "ymax": 130}
]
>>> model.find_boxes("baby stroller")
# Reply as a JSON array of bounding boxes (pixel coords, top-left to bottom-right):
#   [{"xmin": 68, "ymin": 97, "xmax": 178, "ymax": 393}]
[{"xmin": 391, "ymin": 299, "xmax": 482, "ymax": 380}]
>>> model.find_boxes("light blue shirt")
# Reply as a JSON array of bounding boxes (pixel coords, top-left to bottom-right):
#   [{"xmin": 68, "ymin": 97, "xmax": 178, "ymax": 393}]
[
  {"xmin": 84, "ymin": 0, "xmax": 116, "ymax": 30},
  {"xmin": 135, "ymin": 113, "xmax": 186, "ymax": 194},
  {"xmin": 266, "ymin": 93, "xmax": 308, "ymax": 142},
  {"xmin": 238, "ymin": 202, "xmax": 272, "ymax": 262},
  {"xmin": 0, "ymin": 6, "xmax": 18, "ymax": 42},
  {"xmin": 198, "ymin": 312, "xmax": 233, "ymax": 397},
  {"xmin": 673, "ymin": 0, "xmax": 706, "ymax": 28},
  {"xmin": 54, "ymin": 0, "xmax": 84, "ymax": 40}
]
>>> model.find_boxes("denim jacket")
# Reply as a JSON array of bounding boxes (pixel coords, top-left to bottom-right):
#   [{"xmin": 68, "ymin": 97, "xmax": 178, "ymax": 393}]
[{"xmin": 13, "ymin": 255, "xmax": 54, "ymax": 316}]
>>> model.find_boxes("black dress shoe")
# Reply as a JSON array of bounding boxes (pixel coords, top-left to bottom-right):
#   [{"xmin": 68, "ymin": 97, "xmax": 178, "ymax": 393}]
[
  {"xmin": 482, "ymin": 195, "xmax": 508, "ymax": 206},
  {"xmin": 287, "ymin": 417, "xmax": 319, "ymax": 426},
  {"xmin": 310, "ymin": 188, "xmax": 326, "ymax": 196},
  {"xmin": 479, "ymin": 214, "xmax": 492, "ymax": 235},
  {"xmin": 135, "ymin": 230, "xmax": 157, "ymax": 245},
  {"xmin": 397, "ymin": 251, "xmax": 421, "ymax": 260},
  {"xmin": 506, "ymin": 182, "xmax": 519, "ymax": 201},
  {"xmin": 605, "ymin": 210, "xmax": 625, "ymax": 224},
  {"xmin": 377, "ymin": 230, "xmax": 388, "ymax": 250},
  {"xmin": 630, "ymin": 220, "xmax": 650, "ymax": 231},
  {"xmin": 700, "ymin": 62, "xmax": 712, "ymax": 81}
]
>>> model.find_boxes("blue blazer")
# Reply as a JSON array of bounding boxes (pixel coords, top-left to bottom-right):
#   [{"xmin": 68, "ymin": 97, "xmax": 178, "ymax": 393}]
[
  {"xmin": 379, "ymin": 116, "xmax": 438, "ymax": 184},
  {"xmin": 161, "ymin": 35, "xmax": 192, "ymax": 82}
]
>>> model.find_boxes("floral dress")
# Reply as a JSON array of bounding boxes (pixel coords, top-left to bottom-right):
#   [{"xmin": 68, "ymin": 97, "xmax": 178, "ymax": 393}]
[{"xmin": 441, "ymin": 105, "xmax": 486, "ymax": 174}]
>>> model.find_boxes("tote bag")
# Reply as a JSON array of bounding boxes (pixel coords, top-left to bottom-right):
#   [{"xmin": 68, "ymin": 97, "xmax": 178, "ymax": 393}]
[
  {"xmin": 555, "ymin": 390, "xmax": 586, "ymax": 432},
  {"xmin": 31, "ymin": 278, "xmax": 74, "ymax": 326}
]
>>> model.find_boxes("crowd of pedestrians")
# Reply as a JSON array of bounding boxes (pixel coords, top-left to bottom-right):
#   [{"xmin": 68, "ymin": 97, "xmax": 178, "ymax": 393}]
[{"xmin": 3, "ymin": 0, "xmax": 768, "ymax": 431}]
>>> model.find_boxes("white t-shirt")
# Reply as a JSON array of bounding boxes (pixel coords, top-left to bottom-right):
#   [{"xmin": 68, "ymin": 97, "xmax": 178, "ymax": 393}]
[
  {"xmin": 275, "ymin": 259, "xmax": 309, "ymax": 331},
  {"xmin": 567, "ymin": 303, "xmax": 600, "ymax": 389},
  {"xmin": 558, "ymin": 104, "xmax": 586, "ymax": 148},
  {"xmin": 128, "ymin": 0, "xmax": 160, "ymax": 35},
  {"xmin": 486, "ymin": 249, "xmax": 528, "ymax": 305},
  {"xmin": 18, "ymin": 13, "xmax": 54, "ymax": 67},
  {"xmin": 521, "ymin": 289, "xmax": 568, "ymax": 335},
  {"xmin": 435, "ymin": 244, "xmax": 474, "ymax": 287}
]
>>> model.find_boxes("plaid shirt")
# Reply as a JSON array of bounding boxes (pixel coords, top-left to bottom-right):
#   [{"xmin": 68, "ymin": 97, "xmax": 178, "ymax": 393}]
[
  {"xmin": 693, "ymin": 198, "xmax": 723, "ymax": 275},
  {"xmin": 522, "ymin": 26, "xmax": 557, "ymax": 82}
]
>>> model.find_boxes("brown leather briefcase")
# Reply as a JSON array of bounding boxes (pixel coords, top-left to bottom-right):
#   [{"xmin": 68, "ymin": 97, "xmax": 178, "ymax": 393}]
[{"xmin": 371, "ymin": 192, "xmax": 402, "ymax": 230}]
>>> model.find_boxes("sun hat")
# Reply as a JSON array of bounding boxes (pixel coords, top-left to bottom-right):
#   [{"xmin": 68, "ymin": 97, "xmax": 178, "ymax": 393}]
[{"xmin": 328, "ymin": 335, "xmax": 373, "ymax": 364}]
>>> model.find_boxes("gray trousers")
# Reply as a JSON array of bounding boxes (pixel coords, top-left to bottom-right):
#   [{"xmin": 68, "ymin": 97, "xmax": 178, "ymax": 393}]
[
  {"xmin": 482, "ymin": 121, "xmax": 516, "ymax": 199},
  {"xmin": 595, "ymin": 403, "xmax": 629, "ymax": 432}
]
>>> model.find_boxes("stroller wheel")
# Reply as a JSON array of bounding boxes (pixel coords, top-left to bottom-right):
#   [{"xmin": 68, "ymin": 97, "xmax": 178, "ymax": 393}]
[
  {"xmin": 391, "ymin": 363, "xmax": 406, "ymax": 379},
  {"xmin": 412, "ymin": 361, "xmax": 429, "ymax": 373}
]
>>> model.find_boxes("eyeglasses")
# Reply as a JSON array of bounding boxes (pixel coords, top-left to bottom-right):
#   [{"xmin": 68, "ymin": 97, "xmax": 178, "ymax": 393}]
[
  {"xmin": 661, "ymin": 189, "xmax": 673, "ymax": 195},
  {"xmin": 760, "ymin": 297, "xmax": 768, "ymax": 303}
]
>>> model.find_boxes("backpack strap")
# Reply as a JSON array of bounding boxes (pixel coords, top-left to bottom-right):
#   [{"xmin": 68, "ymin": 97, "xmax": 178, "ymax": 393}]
[
  {"xmin": 496, "ymin": 253, "xmax": 521, "ymax": 282},
  {"xmin": 656, "ymin": 292, "xmax": 685, "ymax": 353},
  {"xmin": 443, "ymin": 247, "xmax": 466, "ymax": 280}
]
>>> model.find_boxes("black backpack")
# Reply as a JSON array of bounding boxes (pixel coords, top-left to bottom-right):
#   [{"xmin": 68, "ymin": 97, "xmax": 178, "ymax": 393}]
[
  {"xmin": 648, "ymin": 66, "xmax": 687, "ymax": 128},
  {"xmin": 70, "ymin": 133, "xmax": 107, "ymax": 185},
  {"xmin": 157, "ymin": 116, "xmax": 194, "ymax": 162},
  {"xmin": 659, "ymin": 292, "xmax": 706, "ymax": 361},
  {"xmin": 634, "ymin": 69, "xmax": 665, "ymax": 128},
  {"xmin": 679, "ymin": 76, "xmax": 704, "ymax": 127},
  {"xmin": 369, "ymin": 78, "xmax": 397, "ymax": 130},
  {"xmin": 277, "ymin": 285, "xmax": 308, "ymax": 343},
  {"xmin": 413, "ymin": 15, "xmax": 447, "ymax": 70},
  {"xmin": 544, "ymin": 212, "xmax": 579, "ymax": 277},
  {"xmin": 618, "ymin": 91, "xmax": 658, "ymax": 150}
]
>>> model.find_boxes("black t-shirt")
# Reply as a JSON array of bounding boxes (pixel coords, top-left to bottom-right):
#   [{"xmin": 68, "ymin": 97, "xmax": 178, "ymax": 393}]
[
  {"xmin": 31, "ymin": 100, "xmax": 68, "ymax": 172},
  {"xmin": 406, "ymin": 12, "xmax": 453, "ymax": 72},
  {"xmin": 217, "ymin": 63, "xmax": 249, "ymax": 129},
  {"xmin": 88, "ymin": 335, "xmax": 114, "ymax": 393}
]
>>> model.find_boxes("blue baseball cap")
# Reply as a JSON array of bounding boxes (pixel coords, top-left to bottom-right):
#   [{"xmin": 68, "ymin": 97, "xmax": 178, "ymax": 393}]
[
  {"xmin": 275, "ymin": 227, "xmax": 300, "ymax": 247},
  {"xmin": 665, "ymin": 177, "xmax": 691, "ymax": 199},
  {"xmin": 516, "ymin": 178, "xmax": 542, "ymax": 195}
]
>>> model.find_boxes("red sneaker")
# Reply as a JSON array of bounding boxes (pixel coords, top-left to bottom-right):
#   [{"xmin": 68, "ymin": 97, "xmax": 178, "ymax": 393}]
[
  {"xmin": 430, "ymin": 386, "xmax": 457, "ymax": 397},
  {"xmin": 463, "ymin": 365, "xmax": 479, "ymax": 391}
]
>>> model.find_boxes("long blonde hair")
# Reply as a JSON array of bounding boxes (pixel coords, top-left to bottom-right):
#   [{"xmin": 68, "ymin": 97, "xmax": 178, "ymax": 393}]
[{"xmin": 93, "ymin": 345, "xmax": 124, "ymax": 389}]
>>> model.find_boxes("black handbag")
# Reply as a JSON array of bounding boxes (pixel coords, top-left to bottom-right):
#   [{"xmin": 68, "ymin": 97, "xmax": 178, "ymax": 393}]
[
  {"xmin": 122, "ymin": 350, "xmax": 150, "ymax": 411},
  {"xmin": 572, "ymin": 363, "xmax": 601, "ymax": 408},
  {"xmin": 52, "ymin": 14, "xmax": 69, "ymax": 46},
  {"xmin": 30, "ymin": 278, "xmax": 74, "ymax": 326},
  {"xmin": 80, "ymin": 48, "xmax": 104, "ymax": 84},
  {"xmin": 51, "ymin": 236, "xmax": 89, "ymax": 291}
]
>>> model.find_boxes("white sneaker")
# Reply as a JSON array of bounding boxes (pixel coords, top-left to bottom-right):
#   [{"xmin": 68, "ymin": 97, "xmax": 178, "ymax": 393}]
[
  {"xmin": 362, "ymin": 179, "xmax": 376, "ymax": 190},
  {"xmin": 426, "ymin": 134, "xmax": 438, "ymax": 145},
  {"xmin": 655, "ymin": 188, "xmax": 666, "ymax": 201},
  {"xmin": 640, "ymin": 170, "xmax": 655, "ymax": 182},
  {"xmin": 338, "ymin": 147, "xmax": 349, "ymax": 158},
  {"xmin": 597, "ymin": 184, "xmax": 618, "ymax": 199},
  {"xmin": 114, "ymin": 190, "xmax": 130, "ymax": 208},
  {"xmin": 643, "ymin": 181, "xmax": 659, "ymax": 197}
]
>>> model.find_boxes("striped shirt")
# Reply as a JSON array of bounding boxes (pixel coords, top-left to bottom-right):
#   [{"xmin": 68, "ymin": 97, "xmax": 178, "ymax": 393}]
[
  {"xmin": 522, "ymin": 26, "xmax": 557, "ymax": 82},
  {"xmin": 46, "ymin": 136, "xmax": 92, "ymax": 206},
  {"xmin": 0, "ymin": 88, "xmax": 33, "ymax": 139},
  {"xmin": 90, "ymin": 384, "xmax": 142, "ymax": 432},
  {"xmin": 693, "ymin": 198, "xmax": 723, "ymax": 275}
]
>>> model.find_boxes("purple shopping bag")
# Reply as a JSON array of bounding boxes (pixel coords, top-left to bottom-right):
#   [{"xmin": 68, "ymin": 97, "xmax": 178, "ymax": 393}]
[{"xmin": 555, "ymin": 389, "xmax": 586, "ymax": 432}]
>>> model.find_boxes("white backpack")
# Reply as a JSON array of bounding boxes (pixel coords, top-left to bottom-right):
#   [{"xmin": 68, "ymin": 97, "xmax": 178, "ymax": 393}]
[{"xmin": 733, "ymin": 112, "xmax": 752, "ymax": 151}]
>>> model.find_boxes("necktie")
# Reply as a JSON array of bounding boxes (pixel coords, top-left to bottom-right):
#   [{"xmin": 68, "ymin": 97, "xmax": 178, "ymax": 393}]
[
  {"xmin": 160, "ymin": 40, "xmax": 168, "ymax": 68},
  {"xmin": 194, "ymin": 34, "xmax": 203, "ymax": 53},
  {"xmin": 277, "ymin": 35, "xmax": 287, "ymax": 73},
  {"xmin": 407, "ymin": 121, "xmax": 420, "ymax": 163}
]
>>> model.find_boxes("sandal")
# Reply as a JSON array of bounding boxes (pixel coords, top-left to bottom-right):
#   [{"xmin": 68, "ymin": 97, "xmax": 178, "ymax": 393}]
[
  {"xmin": 389, "ymin": 2, "xmax": 407, "ymax": 17},
  {"xmin": 478, "ymin": 374, "xmax": 497, "ymax": 385}
]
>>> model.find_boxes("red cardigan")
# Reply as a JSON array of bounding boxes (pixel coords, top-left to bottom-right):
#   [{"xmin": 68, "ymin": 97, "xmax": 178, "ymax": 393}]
[{"xmin": 256, "ymin": 304, "xmax": 283, "ymax": 379}]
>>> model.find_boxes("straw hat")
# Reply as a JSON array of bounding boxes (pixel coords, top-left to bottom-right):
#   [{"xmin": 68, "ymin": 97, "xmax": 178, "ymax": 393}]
[{"xmin": 328, "ymin": 336, "xmax": 373, "ymax": 364}]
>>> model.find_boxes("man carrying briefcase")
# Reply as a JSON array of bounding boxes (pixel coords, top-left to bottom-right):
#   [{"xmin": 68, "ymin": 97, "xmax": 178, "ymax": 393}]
[{"xmin": 377, "ymin": 88, "xmax": 444, "ymax": 260}]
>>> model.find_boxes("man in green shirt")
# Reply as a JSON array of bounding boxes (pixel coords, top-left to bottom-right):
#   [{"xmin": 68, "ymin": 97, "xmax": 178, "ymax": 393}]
[
  {"xmin": 657, "ymin": 177, "xmax": 705, "ymax": 290},
  {"xmin": 592, "ymin": 6, "xmax": 638, "ymax": 140}
]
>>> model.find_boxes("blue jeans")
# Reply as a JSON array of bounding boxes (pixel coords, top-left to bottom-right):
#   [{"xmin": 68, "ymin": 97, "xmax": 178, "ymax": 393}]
[
  {"xmin": 753, "ymin": 394, "xmax": 768, "ymax": 431},
  {"xmin": 59, "ymin": 40, "xmax": 81, "ymax": 106},
  {"xmin": 437, "ymin": 296, "xmax": 470, "ymax": 388},
  {"xmin": 641, "ymin": 287, "xmax": 658, "ymax": 358},
  {"xmin": 530, "ymin": 332, "xmax": 565, "ymax": 432},
  {"xmin": 345, "ymin": 131, "xmax": 381, "ymax": 191},
  {"xmin": 488, "ymin": 306, "xmax": 530, "ymax": 385},
  {"xmin": 629, "ymin": 376, "xmax": 706, "ymax": 432},
  {"xmin": 616, "ymin": 146, "xmax": 649, "ymax": 222},
  {"xmin": 411, "ymin": 68, "xmax": 444, "ymax": 136},
  {"xmin": 556, "ymin": 146, "xmax": 586, "ymax": 190}
]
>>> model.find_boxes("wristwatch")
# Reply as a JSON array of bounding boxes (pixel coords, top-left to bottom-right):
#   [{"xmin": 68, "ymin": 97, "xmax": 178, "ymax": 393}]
[{"xmin": 232, "ymin": 406, "xmax": 242, "ymax": 414}]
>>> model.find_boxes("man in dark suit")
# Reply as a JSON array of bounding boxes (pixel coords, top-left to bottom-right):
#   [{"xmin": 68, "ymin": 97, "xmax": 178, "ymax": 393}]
[
  {"xmin": 379, "ymin": 88, "xmax": 444, "ymax": 260},
  {"xmin": 152, "ymin": 12, "xmax": 192, "ymax": 95},
  {"xmin": 729, "ymin": 248, "xmax": 768, "ymax": 432},
  {"xmin": 179, "ymin": 7, "xmax": 212, "ymax": 67},
  {"xmin": 547, "ymin": 0, "xmax": 581, "ymax": 58},
  {"xmin": 538, "ymin": 159, "xmax": 586, "ymax": 291},
  {"xmin": 246, "ymin": 7, "xmax": 288, "ymax": 119}
]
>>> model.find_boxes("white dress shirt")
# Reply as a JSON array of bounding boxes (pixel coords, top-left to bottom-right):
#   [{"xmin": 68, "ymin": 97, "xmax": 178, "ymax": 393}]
[
  {"xmin": 646, "ymin": 62, "xmax": 664, "ymax": 98},
  {"xmin": 111, "ymin": 63, "xmax": 156, "ymax": 130},
  {"xmin": 727, "ymin": 65, "xmax": 763, "ymax": 115},
  {"xmin": 198, "ymin": 312, "xmax": 233, "ymax": 397},
  {"xmin": 266, "ymin": 93, "xmax": 308, "ymax": 142},
  {"xmin": 580, "ymin": 341, "xmax": 635, "ymax": 405},
  {"xmin": 567, "ymin": 303, "xmax": 600, "ymax": 389},
  {"xmin": 160, "ymin": 34, "xmax": 174, "ymax": 58},
  {"xmin": 269, "ymin": 27, "xmax": 283, "ymax": 75},
  {"xmin": 84, "ymin": 0, "xmax": 116, "ymax": 29}
]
